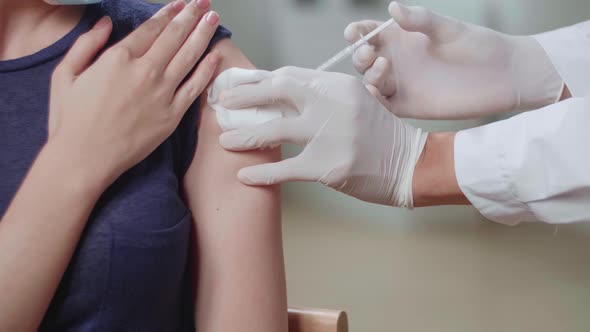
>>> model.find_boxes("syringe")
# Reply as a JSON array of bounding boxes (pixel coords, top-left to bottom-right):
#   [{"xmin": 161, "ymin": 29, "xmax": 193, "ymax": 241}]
[{"xmin": 317, "ymin": 18, "xmax": 395, "ymax": 72}]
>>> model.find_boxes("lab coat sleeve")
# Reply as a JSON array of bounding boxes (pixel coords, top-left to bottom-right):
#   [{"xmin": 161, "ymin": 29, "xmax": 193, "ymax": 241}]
[
  {"xmin": 455, "ymin": 96, "xmax": 590, "ymax": 225},
  {"xmin": 534, "ymin": 20, "xmax": 590, "ymax": 97}
]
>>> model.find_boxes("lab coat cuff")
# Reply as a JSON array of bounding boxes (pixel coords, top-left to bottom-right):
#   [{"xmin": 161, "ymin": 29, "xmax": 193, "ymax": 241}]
[
  {"xmin": 454, "ymin": 126, "xmax": 536, "ymax": 226},
  {"xmin": 534, "ymin": 22, "xmax": 590, "ymax": 98}
]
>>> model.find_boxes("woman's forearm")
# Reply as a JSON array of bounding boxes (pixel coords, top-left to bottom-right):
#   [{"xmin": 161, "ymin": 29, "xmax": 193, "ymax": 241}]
[
  {"xmin": 412, "ymin": 132, "xmax": 470, "ymax": 207},
  {"xmin": 0, "ymin": 143, "xmax": 108, "ymax": 331}
]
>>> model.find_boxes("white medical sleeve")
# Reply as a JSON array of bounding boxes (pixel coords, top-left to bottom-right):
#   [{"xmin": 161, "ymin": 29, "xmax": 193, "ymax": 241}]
[
  {"xmin": 455, "ymin": 21, "xmax": 590, "ymax": 225},
  {"xmin": 534, "ymin": 20, "xmax": 590, "ymax": 97},
  {"xmin": 455, "ymin": 96, "xmax": 590, "ymax": 225}
]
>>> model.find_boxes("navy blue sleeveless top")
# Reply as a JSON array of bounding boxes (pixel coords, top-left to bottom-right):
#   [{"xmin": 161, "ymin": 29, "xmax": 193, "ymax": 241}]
[{"xmin": 0, "ymin": 1, "xmax": 231, "ymax": 331}]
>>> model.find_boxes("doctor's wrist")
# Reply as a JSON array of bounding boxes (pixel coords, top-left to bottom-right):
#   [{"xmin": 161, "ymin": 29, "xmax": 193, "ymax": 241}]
[
  {"xmin": 560, "ymin": 84, "xmax": 572, "ymax": 101},
  {"xmin": 412, "ymin": 132, "xmax": 470, "ymax": 207},
  {"xmin": 509, "ymin": 36, "xmax": 564, "ymax": 110}
]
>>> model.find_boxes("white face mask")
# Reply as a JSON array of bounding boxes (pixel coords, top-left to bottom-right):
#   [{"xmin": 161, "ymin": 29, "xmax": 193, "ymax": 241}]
[{"xmin": 44, "ymin": 0, "xmax": 103, "ymax": 4}]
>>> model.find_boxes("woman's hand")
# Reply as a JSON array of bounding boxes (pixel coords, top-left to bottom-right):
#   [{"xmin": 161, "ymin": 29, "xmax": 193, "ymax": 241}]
[
  {"xmin": 0, "ymin": 3, "xmax": 222, "ymax": 330},
  {"xmin": 48, "ymin": 0, "xmax": 221, "ymax": 188}
]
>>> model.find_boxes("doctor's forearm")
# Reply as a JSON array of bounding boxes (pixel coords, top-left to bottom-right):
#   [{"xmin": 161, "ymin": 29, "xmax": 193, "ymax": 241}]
[
  {"xmin": 560, "ymin": 85, "xmax": 571, "ymax": 101},
  {"xmin": 412, "ymin": 132, "xmax": 470, "ymax": 207}
]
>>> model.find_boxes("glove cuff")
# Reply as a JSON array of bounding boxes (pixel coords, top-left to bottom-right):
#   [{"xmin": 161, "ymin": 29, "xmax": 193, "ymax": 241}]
[
  {"xmin": 392, "ymin": 122, "xmax": 428, "ymax": 209},
  {"xmin": 510, "ymin": 36, "xmax": 564, "ymax": 111}
]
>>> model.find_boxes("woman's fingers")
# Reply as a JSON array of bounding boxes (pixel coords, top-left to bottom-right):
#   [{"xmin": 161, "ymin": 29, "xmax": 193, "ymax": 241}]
[
  {"xmin": 118, "ymin": 1, "xmax": 184, "ymax": 58},
  {"xmin": 58, "ymin": 16, "xmax": 113, "ymax": 77},
  {"xmin": 143, "ymin": 0, "xmax": 211, "ymax": 71},
  {"xmin": 172, "ymin": 51, "xmax": 221, "ymax": 116},
  {"xmin": 165, "ymin": 11, "xmax": 220, "ymax": 86}
]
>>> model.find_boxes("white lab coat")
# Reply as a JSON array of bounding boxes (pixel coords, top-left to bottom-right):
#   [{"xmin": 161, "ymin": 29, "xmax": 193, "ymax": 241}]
[{"xmin": 454, "ymin": 21, "xmax": 590, "ymax": 225}]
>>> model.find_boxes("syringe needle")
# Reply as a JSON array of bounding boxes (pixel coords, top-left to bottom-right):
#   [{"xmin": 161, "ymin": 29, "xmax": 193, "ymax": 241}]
[{"xmin": 317, "ymin": 18, "xmax": 395, "ymax": 72}]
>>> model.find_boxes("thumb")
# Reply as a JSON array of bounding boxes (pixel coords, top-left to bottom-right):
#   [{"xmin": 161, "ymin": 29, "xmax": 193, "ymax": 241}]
[
  {"xmin": 388, "ymin": 2, "xmax": 461, "ymax": 43},
  {"xmin": 60, "ymin": 16, "xmax": 113, "ymax": 76},
  {"xmin": 238, "ymin": 158, "xmax": 311, "ymax": 186}
]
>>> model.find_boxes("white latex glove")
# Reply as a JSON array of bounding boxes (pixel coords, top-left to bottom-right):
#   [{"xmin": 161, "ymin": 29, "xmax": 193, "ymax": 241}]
[
  {"xmin": 217, "ymin": 67, "xmax": 428, "ymax": 208},
  {"xmin": 208, "ymin": 68, "xmax": 298, "ymax": 131},
  {"xmin": 344, "ymin": 2, "xmax": 564, "ymax": 119}
]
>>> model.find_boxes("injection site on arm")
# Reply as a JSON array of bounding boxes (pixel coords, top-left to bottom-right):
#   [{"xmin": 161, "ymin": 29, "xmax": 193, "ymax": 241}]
[
  {"xmin": 207, "ymin": 68, "xmax": 298, "ymax": 131},
  {"xmin": 208, "ymin": 19, "xmax": 395, "ymax": 130}
]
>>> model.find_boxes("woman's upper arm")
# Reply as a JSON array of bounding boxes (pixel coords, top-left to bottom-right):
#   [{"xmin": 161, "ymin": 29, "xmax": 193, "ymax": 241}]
[{"xmin": 182, "ymin": 39, "xmax": 287, "ymax": 332}]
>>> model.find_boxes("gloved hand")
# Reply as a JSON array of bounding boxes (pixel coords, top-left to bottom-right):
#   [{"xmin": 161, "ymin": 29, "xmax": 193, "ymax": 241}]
[
  {"xmin": 217, "ymin": 67, "xmax": 428, "ymax": 208},
  {"xmin": 344, "ymin": 2, "xmax": 564, "ymax": 119}
]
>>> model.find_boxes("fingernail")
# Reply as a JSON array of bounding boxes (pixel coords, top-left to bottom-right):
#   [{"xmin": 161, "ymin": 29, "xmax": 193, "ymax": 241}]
[
  {"xmin": 95, "ymin": 16, "xmax": 111, "ymax": 29},
  {"xmin": 206, "ymin": 11, "xmax": 219, "ymax": 25},
  {"xmin": 172, "ymin": 0, "xmax": 185, "ymax": 12},
  {"xmin": 196, "ymin": 0, "xmax": 210, "ymax": 9}
]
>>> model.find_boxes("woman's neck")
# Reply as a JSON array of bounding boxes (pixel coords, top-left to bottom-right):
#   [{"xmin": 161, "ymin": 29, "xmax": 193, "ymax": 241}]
[{"xmin": 0, "ymin": 1, "xmax": 85, "ymax": 60}]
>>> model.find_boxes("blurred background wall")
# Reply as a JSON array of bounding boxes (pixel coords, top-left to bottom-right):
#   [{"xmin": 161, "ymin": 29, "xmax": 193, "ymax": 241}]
[{"xmin": 162, "ymin": 0, "xmax": 590, "ymax": 330}]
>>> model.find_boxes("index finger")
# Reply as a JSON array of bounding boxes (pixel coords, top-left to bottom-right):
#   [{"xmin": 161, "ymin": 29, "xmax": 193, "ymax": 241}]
[
  {"xmin": 143, "ymin": 0, "xmax": 211, "ymax": 71},
  {"xmin": 219, "ymin": 76, "xmax": 309, "ymax": 111},
  {"xmin": 117, "ymin": 1, "xmax": 185, "ymax": 58},
  {"xmin": 238, "ymin": 157, "xmax": 313, "ymax": 186}
]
